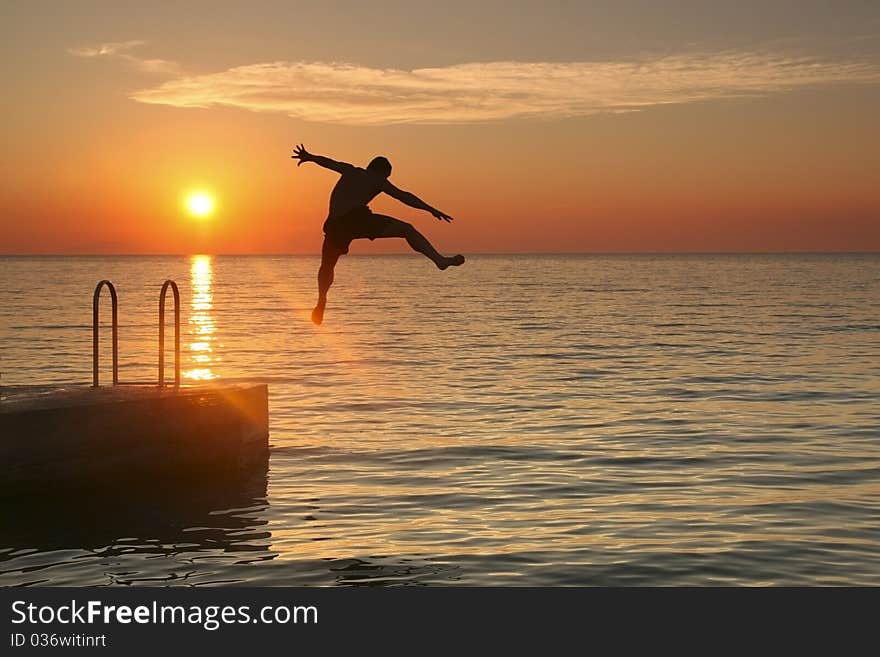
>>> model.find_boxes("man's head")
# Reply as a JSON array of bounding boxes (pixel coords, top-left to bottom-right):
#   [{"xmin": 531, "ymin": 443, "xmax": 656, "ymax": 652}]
[{"xmin": 367, "ymin": 156, "xmax": 392, "ymax": 178}]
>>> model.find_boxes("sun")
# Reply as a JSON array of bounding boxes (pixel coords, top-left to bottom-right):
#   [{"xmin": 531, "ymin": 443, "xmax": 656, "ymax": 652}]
[{"xmin": 185, "ymin": 192, "xmax": 215, "ymax": 218}]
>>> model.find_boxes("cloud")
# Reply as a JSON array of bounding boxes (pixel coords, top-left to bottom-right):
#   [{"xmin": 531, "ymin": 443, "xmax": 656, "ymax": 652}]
[
  {"xmin": 69, "ymin": 40, "xmax": 179, "ymax": 75},
  {"xmin": 127, "ymin": 52, "xmax": 880, "ymax": 125},
  {"xmin": 68, "ymin": 40, "xmax": 146, "ymax": 57}
]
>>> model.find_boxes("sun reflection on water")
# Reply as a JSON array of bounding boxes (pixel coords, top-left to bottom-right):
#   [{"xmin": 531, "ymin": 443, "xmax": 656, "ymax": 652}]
[{"xmin": 183, "ymin": 255, "xmax": 218, "ymax": 381}]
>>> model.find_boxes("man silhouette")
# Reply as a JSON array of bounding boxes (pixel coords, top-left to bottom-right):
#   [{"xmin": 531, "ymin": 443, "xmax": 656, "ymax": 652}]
[{"xmin": 292, "ymin": 144, "xmax": 465, "ymax": 324}]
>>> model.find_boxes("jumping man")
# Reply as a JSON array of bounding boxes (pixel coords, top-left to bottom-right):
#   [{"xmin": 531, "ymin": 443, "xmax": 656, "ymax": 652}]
[{"xmin": 292, "ymin": 144, "xmax": 465, "ymax": 324}]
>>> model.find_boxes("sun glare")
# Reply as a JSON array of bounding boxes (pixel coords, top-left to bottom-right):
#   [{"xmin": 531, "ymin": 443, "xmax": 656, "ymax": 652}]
[{"xmin": 186, "ymin": 192, "xmax": 215, "ymax": 218}]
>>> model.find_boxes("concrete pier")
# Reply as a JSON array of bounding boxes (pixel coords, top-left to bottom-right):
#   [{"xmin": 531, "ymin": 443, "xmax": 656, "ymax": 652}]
[{"xmin": 1, "ymin": 383, "xmax": 269, "ymax": 497}]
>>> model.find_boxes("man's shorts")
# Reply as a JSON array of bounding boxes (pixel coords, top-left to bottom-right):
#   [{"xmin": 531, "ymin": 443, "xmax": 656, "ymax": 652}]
[{"xmin": 322, "ymin": 206, "xmax": 396, "ymax": 254}]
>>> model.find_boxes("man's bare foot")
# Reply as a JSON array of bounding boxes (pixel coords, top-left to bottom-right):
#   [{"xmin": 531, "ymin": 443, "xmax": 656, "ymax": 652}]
[
  {"xmin": 311, "ymin": 303, "xmax": 325, "ymax": 325},
  {"xmin": 437, "ymin": 254, "xmax": 465, "ymax": 270}
]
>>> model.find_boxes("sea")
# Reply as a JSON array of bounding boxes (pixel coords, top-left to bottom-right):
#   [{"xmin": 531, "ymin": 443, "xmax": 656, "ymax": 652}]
[{"xmin": 1, "ymin": 254, "xmax": 878, "ymax": 586}]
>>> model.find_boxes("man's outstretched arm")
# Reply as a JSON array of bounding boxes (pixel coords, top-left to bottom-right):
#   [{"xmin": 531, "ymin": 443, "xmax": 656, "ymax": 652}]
[
  {"xmin": 291, "ymin": 144, "xmax": 355, "ymax": 174},
  {"xmin": 382, "ymin": 180, "xmax": 454, "ymax": 222}
]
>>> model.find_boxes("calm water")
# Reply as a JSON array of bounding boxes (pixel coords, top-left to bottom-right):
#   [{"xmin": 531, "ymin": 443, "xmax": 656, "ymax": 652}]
[{"xmin": 1, "ymin": 254, "xmax": 878, "ymax": 586}]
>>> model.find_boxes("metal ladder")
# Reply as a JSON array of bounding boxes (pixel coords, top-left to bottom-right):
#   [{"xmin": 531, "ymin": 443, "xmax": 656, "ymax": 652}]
[{"xmin": 92, "ymin": 279, "xmax": 181, "ymax": 387}]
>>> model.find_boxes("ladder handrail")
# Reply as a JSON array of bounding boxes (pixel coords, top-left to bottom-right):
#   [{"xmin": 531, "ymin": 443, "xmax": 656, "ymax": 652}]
[
  {"xmin": 92, "ymin": 280, "xmax": 118, "ymax": 386},
  {"xmin": 159, "ymin": 279, "xmax": 181, "ymax": 387}
]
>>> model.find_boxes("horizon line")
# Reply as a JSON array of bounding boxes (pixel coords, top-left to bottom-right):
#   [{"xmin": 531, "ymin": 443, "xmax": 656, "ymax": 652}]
[{"xmin": 2, "ymin": 250, "xmax": 879, "ymax": 257}]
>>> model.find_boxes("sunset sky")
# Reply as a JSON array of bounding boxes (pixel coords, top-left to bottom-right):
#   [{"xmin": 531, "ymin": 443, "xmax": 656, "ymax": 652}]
[{"xmin": 2, "ymin": 1, "xmax": 879, "ymax": 254}]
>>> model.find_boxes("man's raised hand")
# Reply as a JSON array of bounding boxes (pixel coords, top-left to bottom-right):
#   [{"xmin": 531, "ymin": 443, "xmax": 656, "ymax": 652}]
[
  {"xmin": 431, "ymin": 209, "xmax": 454, "ymax": 223},
  {"xmin": 292, "ymin": 143, "xmax": 312, "ymax": 166}
]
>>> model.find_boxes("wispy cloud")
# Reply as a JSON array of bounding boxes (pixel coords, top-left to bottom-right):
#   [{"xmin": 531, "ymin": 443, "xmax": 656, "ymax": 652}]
[
  {"xmin": 64, "ymin": 44, "xmax": 880, "ymax": 124},
  {"xmin": 69, "ymin": 40, "xmax": 180, "ymax": 75},
  {"xmin": 127, "ymin": 52, "xmax": 880, "ymax": 124},
  {"xmin": 68, "ymin": 40, "xmax": 145, "ymax": 57}
]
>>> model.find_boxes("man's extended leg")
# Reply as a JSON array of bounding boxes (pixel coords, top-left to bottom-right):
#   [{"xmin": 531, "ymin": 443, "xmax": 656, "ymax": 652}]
[
  {"xmin": 377, "ymin": 216, "xmax": 465, "ymax": 270},
  {"xmin": 313, "ymin": 238, "xmax": 344, "ymax": 324}
]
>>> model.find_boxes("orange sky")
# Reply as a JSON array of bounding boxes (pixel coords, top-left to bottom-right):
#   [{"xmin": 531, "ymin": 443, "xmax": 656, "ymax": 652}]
[{"xmin": 2, "ymin": 1, "xmax": 879, "ymax": 254}]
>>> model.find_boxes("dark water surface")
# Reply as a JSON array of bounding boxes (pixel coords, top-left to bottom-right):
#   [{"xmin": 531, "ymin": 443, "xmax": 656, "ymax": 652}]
[{"xmin": 1, "ymin": 254, "xmax": 878, "ymax": 585}]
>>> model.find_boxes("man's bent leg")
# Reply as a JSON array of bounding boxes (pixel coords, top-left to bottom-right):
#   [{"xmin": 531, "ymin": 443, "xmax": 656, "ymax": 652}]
[
  {"xmin": 313, "ymin": 238, "xmax": 343, "ymax": 324},
  {"xmin": 376, "ymin": 216, "xmax": 465, "ymax": 270}
]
